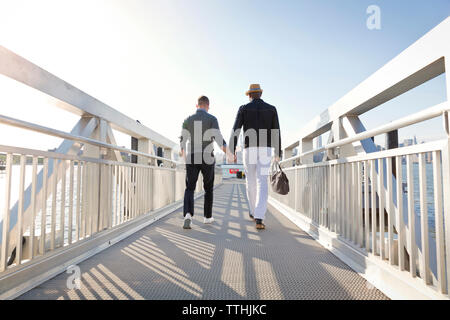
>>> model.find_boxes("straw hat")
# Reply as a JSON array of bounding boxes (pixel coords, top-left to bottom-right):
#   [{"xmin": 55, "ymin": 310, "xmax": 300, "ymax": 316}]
[{"xmin": 245, "ymin": 84, "xmax": 263, "ymax": 96}]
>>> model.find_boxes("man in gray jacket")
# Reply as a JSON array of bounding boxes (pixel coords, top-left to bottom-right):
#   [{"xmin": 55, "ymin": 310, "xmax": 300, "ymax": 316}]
[{"xmin": 179, "ymin": 96, "xmax": 228, "ymax": 229}]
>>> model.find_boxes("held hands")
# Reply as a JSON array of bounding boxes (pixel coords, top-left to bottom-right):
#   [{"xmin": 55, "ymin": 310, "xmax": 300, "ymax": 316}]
[
  {"xmin": 223, "ymin": 146, "xmax": 236, "ymax": 163},
  {"xmin": 225, "ymin": 148, "xmax": 236, "ymax": 163}
]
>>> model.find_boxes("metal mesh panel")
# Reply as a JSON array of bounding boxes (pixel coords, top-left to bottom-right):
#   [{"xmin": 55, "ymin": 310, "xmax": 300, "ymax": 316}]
[{"xmin": 19, "ymin": 180, "xmax": 387, "ymax": 300}]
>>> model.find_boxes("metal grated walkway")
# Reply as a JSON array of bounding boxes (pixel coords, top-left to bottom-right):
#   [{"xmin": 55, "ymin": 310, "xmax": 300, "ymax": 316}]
[{"xmin": 18, "ymin": 180, "xmax": 387, "ymax": 300}]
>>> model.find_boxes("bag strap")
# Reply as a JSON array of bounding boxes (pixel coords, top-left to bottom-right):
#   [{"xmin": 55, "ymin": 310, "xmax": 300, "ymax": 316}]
[
  {"xmin": 277, "ymin": 162, "xmax": 284, "ymax": 173},
  {"xmin": 270, "ymin": 159, "xmax": 278, "ymax": 175},
  {"xmin": 270, "ymin": 159, "xmax": 283, "ymax": 174}
]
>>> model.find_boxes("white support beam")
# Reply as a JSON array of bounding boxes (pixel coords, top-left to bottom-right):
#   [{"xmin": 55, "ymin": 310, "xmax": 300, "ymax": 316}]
[
  {"xmin": 288, "ymin": 17, "xmax": 450, "ymax": 146},
  {"xmin": 341, "ymin": 116, "xmax": 378, "ymax": 155},
  {"xmin": 0, "ymin": 117, "xmax": 98, "ymax": 257},
  {"xmin": 105, "ymin": 125, "xmax": 124, "ymax": 162},
  {"xmin": 137, "ymin": 138, "xmax": 152, "ymax": 165},
  {"xmin": 0, "ymin": 46, "xmax": 177, "ymax": 149},
  {"xmin": 299, "ymin": 138, "xmax": 313, "ymax": 164}
]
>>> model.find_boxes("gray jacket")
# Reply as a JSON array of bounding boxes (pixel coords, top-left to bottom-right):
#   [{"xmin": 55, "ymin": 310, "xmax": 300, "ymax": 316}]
[{"xmin": 180, "ymin": 109, "xmax": 227, "ymax": 159}]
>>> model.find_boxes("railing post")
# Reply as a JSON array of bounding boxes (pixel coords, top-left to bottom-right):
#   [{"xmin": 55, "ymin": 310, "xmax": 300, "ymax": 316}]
[
  {"xmin": 441, "ymin": 111, "xmax": 450, "ymax": 293},
  {"xmin": 163, "ymin": 147, "xmax": 173, "ymax": 168},
  {"xmin": 138, "ymin": 138, "xmax": 153, "ymax": 165},
  {"xmin": 294, "ymin": 167, "xmax": 298, "ymax": 212},
  {"xmin": 284, "ymin": 147, "xmax": 294, "ymax": 161},
  {"xmin": 0, "ymin": 154, "xmax": 12, "ymax": 272},
  {"xmin": 299, "ymin": 138, "xmax": 313, "ymax": 164}
]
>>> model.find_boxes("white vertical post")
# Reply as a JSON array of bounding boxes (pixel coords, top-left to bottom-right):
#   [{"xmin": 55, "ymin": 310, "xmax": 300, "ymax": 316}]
[
  {"xmin": 338, "ymin": 164, "xmax": 342, "ymax": 234},
  {"xmin": 16, "ymin": 155, "xmax": 26, "ymax": 265},
  {"xmin": 29, "ymin": 156, "xmax": 38, "ymax": 259},
  {"xmin": 357, "ymin": 161, "xmax": 363, "ymax": 247},
  {"xmin": 0, "ymin": 153, "xmax": 12, "ymax": 271},
  {"xmin": 396, "ymin": 156, "xmax": 405, "ymax": 271},
  {"xmin": 334, "ymin": 165, "xmax": 337, "ymax": 233},
  {"xmin": 124, "ymin": 166, "xmax": 129, "ymax": 221},
  {"xmin": 59, "ymin": 160, "xmax": 66, "ymax": 248},
  {"xmin": 117, "ymin": 166, "xmax": 122, "ymax": 224},
  {"xmin": 386, "ymin": 157, "xmax": 395, "ymax": 265},
  {"xmin": 113, "ymin": 165, "xmax": 118, "ymax": 226},
  {"xmin": 68, "ymin": 160, "xmax": 74, "ymax": 245},
  {"xmin": 433, "ymin": 150, "xmax": 446, "ymax": 293},
  {"xmin": 351, "ymin": 162, "xmax": 356, "ymax": 243},
  {"xmin": 294, "ymin": 167, "xmax": 298, "ymax": 212},
  {"xmin": 418, "ymin": 153, "xmax": 431, "ymax": 284},
  {"xmin": 81, "ymin": 161, "xmax": 88, "ymax": 239},
  {"xmin": 371, "ymin": 159, "xmax": 377, "ymax": 255},
  {"xmin": 76, "ymin": 161, "xmax": 82, "ymax": 242},
  {"xmin": 440, "ymin": 135, "xmax": 450, "ymax": 292},
  {"xmin": 40, "ymin": 158, "xmax": 48, "ymax": 255},
  {"xmin": 406, "ymin": 154, "xmax": 417, "ymax": 277},
  {"xmin": 364, "ymin": 161, "xmax": 370, "ymax": 252},
  {"xmin": 299, "ymin": 138, "xmax": 314, "ymax": 164},
  {"xmin": 121, "ymin": 166, "xmax": 125, "ymax": 223},
  {"xmin": 50, "ymin": 159, "xmax": 58, "ymax": 251},
  {"xmin": 378, "ymin": 158, "xmax": 385, "ymax": 260},
  {"xmin": 150, "ymin": 167, "xmax": 154, "ymax": 212},
  {"xmin": 345, "ymin": 163, "xmax": 349, "ymax": 239},
  {"xmin": 329, "ymin": 164, "xmax": 334, "ymax": 232}
]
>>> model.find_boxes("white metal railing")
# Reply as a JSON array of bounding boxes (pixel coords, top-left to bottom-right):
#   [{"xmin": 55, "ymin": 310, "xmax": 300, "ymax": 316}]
[
  {"xmin": 272, "ymin": 140, "xmax": 448, "ymax": 294},
  {"xmin": 0, "ymin": 113, "xmax": 177, "ymax": 166},
  {"xmin": 280, "ymin": 102, "xmax": 449, "ymax": 166},
  {"xmin": 0, "ymin": 45, "xmax": 222, "ymax": 298},
  {"xmin": 0, "ymin": 143, "xmax": 205, "ymax": 272},
  {"xmin": 271, "ymin": 17, "xmax": 450, "ymax": 299}
]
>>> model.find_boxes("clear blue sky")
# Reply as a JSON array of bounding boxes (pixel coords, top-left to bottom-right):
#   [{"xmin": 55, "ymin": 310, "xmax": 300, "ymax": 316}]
[{"xmin": 0, "ymin": 0, "xmax": 449, "ymax": 151}]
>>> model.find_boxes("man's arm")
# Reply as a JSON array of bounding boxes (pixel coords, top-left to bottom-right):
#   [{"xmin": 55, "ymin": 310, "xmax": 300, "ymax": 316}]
[
  {"xmin": 229, "ymin": 106, "xmax": 244, "ymax": 157},
  {"xmin": 211, "ymin": 117, "xmax": 227, "ymax": 151},
  {"xmin": 179, "ymin": 117, "xmax": 189, "ymax": 157},
  {"xmin": 272, "ymin": 108, "xmax": 282, "ymax": 160}
]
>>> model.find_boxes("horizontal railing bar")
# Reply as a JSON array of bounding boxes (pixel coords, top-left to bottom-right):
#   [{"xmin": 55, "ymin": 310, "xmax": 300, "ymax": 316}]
[
  {"xmin": 0, "ymin": 114, "xmax": 179, "ymax": 164},
  {"xmin": 0, "ymin": 144, "xmax": 183, "ymax": 171},
  {"xmin": 0, "ymin": 46, "xmax": 177, "ymax": 149},
  {"xmin": 281, "ymin": 139, "xmax": 446, "ymax": 171},
  {"xmin": 281, "ymin": 101, "xmax": 448, "ymax": 164}
]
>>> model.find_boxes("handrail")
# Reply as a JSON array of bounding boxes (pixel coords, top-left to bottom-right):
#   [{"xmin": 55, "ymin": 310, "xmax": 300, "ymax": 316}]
[
  {"xmin": 0, "ymin": 113, "xmax": 181, "ymax": 165},
  {"xmin": 0, "ymin": 144, "xmax": 180, "ymax": 169},
  {"xmin": 0, "ymin": 46, "xmax": 177, "ymax": 149},
  {"xmin": 281, "ymin": 101, "xmax": 449, "ymax": 165},
  {"xmin": 286, "ymin": 17, "xmax": 449, "ymax": 147},
  {"xmin": 281, "ymin": 139, "xmax": 446, "ymax": 171}
]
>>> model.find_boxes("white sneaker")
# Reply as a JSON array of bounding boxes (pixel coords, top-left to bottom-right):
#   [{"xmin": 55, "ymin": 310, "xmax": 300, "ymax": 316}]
[
  {"xmin": 183, "ymin": 213, "xmax": 192, "ymax": 229},
  {"xmin": 203, "ymin": 217, "xmax": 214, "ymax": 224}
]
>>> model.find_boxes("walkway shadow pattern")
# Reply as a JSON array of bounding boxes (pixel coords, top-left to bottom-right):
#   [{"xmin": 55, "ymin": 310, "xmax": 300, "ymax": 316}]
[{"xmin": 19, "ymin": 179, "xmax": 387, "ymax": 300}]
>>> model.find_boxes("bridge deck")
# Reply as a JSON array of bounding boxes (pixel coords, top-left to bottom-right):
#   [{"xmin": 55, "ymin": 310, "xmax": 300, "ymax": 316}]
[{"xmin": 19, "ymin": 180, "xmax": 387, "ymax": 300}]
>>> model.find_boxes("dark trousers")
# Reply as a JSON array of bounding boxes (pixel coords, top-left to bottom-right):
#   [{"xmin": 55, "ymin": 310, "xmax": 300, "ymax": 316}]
[{"xmin": 183, "ymin": 162, "xmax": 215, "ymax": 218}]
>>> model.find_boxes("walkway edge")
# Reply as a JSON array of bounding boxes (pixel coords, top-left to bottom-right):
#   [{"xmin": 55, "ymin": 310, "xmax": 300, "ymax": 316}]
[
  {"xmin": 268, "ymin": 197, "xmax": 449, "ymax": 300},
  {"xmin": 0, "ymin": 184, "xmax": 223, "ymax": 300}
]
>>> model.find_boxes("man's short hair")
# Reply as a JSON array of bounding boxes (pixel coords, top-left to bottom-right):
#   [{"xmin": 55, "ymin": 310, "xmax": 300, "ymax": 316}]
[
  {"xmin": 198, "ymin": 95, "xmax": 209, "ymax": 106},
  {"xmin": 249, "ymin": 92, "xmax": 262, "ymax": 99}
]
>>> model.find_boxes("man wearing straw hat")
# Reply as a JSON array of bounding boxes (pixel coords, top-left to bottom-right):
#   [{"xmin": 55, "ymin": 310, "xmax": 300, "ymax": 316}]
[{"xmin": 229, "ymin": 84, "xmax": 282, "ymax": 230}]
